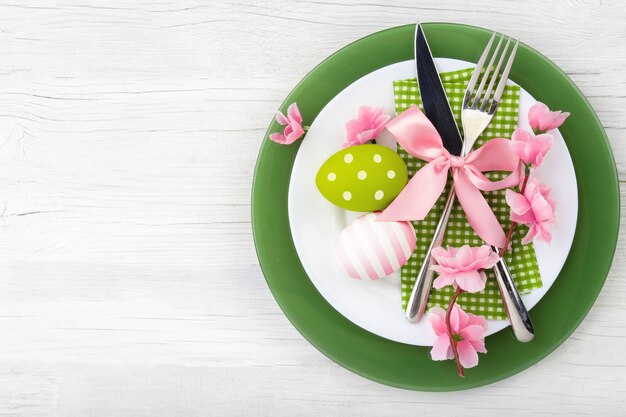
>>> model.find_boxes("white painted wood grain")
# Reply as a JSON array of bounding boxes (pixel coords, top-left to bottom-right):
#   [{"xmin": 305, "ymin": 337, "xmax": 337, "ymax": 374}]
[{"xmin": 0, "ymin": 0, "xmax": 623, "ymax": 415}]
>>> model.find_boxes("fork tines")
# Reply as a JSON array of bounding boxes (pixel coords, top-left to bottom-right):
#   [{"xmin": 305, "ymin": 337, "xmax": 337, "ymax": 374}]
[{"xmin": 464, "ymin": 33, "xmax": 519, "ymax": 114}]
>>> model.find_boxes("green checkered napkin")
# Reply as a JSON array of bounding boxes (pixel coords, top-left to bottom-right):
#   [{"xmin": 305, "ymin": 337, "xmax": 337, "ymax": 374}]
[{"xmin": 394, "ymin": 68, "xmax": 542, "ymax": 320}]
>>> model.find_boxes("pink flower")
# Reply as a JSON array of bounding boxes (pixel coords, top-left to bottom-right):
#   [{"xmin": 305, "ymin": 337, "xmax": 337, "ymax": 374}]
[
  {"xmin": 428, "ymin": 305, "xmax": 487, "ymax": 368},
  {"xmin": 342, "ymin": 105, "xmax": 390, "ymax": 148},
  {"xmin": 509, "ymin": 128, "xmax": 553, "ymax": 168},
  {"xmin": 506, "ymin": 179, "xmax": 556, "ymax": 244},
  {"xmin": 269, "ymin": 103, "xmax": 304, "ymax": 144},
  {"xmin": 431, "ymin": 245, "xmax": 500, "ymax": 293},
  {"xmin": 528, "ymin": 102, "xmax": 570, "ymax": 133}
]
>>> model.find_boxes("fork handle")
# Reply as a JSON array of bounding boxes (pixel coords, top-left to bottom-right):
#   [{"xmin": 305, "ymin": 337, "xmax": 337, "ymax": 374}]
[
  {"xmin": 405, "ymin": 186, "xmax": 456, "ymax": 322},
  {"xmin": 491, "ymin": 246, "xmax": 535, "ymax": 342}
]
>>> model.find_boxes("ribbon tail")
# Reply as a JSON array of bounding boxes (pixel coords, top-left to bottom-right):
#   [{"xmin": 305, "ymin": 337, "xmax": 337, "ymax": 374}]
[
  {"xmin": 453, "ymin": 169, "xmax": 506, "ymax": 247},
  {"xmin": 377, "ymin": 159, "xmax": 448, "ymax": 222},
  {"xmin": 467, "ymin": 161, "xmax": 523, "ymax": 192}
]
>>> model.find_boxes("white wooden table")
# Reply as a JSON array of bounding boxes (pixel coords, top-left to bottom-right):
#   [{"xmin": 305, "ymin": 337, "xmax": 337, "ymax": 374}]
[{"xmin": 0, "ymin": 1, "xmax": 624, "ymax": 415}]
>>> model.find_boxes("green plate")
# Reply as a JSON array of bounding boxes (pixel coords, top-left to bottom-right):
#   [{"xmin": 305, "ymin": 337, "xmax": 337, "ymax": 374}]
[{"xmin": 251, "ymin": 23, "xmax": 619, "ymax": 391}]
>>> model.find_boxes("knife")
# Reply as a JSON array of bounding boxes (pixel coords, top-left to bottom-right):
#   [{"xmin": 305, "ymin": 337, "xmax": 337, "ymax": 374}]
[
  {"xmin": 413, "ymin": 23, "xmax": 464, "ymax": 155},
  {"xmin": 404, "ymin": 23, "xmax": 464, "ymax": 321}
]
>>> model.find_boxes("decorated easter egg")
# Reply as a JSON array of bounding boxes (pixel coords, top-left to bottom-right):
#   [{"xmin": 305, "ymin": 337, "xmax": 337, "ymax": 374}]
[
  {"xmin": 335, "ymin": 212, "xmax": 416, "ymax": 280},
  {"xmin": 315, "ymin": 144, "xmax": 408, "ymax": 212}
]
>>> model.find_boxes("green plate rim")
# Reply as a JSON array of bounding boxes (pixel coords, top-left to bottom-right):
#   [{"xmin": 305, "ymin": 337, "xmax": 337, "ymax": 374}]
[{"xmin": 251, "ymin": 23, "xmax": 620, "ymax": 391}]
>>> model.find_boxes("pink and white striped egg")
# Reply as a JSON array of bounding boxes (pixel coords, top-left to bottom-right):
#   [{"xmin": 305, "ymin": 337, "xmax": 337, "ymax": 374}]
[{"xmin": 335, "ymin": 212, "xmax": 416, "ymax": 280}]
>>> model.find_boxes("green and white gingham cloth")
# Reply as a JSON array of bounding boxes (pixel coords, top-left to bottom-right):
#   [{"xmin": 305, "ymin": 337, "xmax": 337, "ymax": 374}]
[{"xmin": 394, "ymin": 68, "xmax": 542, "ymax": 320}]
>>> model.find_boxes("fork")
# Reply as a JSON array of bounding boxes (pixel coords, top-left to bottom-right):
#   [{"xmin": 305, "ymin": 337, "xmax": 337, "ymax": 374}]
[{"xmin": 405, "ymin": 33, "xmax": 535, "ymax": 342}]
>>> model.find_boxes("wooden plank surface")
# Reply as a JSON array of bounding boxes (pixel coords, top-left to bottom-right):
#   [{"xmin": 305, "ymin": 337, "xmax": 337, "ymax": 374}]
[{"xmin": 0, "ymin": 0, "xmax": 624, "ymax": 415}]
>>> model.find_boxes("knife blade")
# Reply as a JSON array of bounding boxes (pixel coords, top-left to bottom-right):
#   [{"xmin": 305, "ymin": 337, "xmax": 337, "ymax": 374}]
[{"xmin": 414, "ymin": 23, "xmax": 463, "ymax": 155}]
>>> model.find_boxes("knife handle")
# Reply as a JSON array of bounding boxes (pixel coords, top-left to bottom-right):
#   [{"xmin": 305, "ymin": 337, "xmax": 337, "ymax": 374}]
[
  {"xmin": 405, "ymin": 186, "xmax": 456, "ymax": 322},
  {"xmin": 491, "ymin": 246, "xmax": 535, "ymax": 342}
]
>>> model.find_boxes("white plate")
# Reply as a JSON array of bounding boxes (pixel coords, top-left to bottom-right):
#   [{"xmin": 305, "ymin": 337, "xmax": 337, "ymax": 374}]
[{"xmin": 288, "ymin": 58, "xmax": 578, "ymax": 346}]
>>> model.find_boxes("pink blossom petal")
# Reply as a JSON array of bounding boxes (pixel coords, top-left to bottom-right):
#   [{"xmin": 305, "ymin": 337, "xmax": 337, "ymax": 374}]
[
  {"xmin": 446, "ymin": 247, "xmax": 459, "ymax": 256},
  {"xmin": 473, "ymin": 245, "xmax": 493, "ymax": 260},
  {"xmin": 469, "ymin": 338, "xmax": 487, "ymax": 353},
  {"xmin": 443, "ymin": 254, "xmax": 463, "ymax": 269},
  {"xmin": 269, "ymin": 132, "xmax": 286, "ymax": 144},
  {"xmin": 430, "ymin": 334, "xmax": 454, "ymax": 361},
  {"xmin": 455, "ymin": 270, "xmax": 487, "ymax": 293},
  {"xmin": 510, "ymin": 210, "xmax": 535, "ymax": 224},
  {"xmin": 509, "ymin": 140, "xmax": 526, "ymax": 160},
  {"xmin": 521, "ymin": 225, "xmax": 538, "ymax": 245},
  {"xmin": 524, "ymin": 133, "xmax": 552, "ymax": 167},
  {"xmin": 463, "ymin": 250, "xmax": 499, "ymax": 272},
  {"xmin": 552, "ymin": 112, "xmax": 570, "ymax": 129},
  {"xmin": 536, "ymin": 133, "xmax": 553, "ymax": 158},
  {"xmin": 506, "ymin": 189, "xmax": 531, "ymax": 216},
  {"xmin": 527, "ymin": 142, "xmax": 547, "ymax": 166},
  {"xmin": 431, "ymin": 246, "xmax": 449, "ymax": 258},
  {"xmin": 511, "ymin": 127, "xmax": 532, "ymax": 143},
  {"xmin": 287, "ymin": 102, "xmax": 302, "ymax": 124},
  {"xmin": 528, "ymin": 102, "xmax": 549, "ymax": 128},
  {"xmin": 432, "ymin": 247, "xmax": 460, "ymax": 270},
  {"xmin": 345, "ymin": 119, "xmax": 362, "ymax": 139},
  {"xmin": 432, "ymin": 273, "xmax": 457, "ymax": 289},
  {"xmin": 275, "ymin": 111, "xmax": 289, "ymax": 126},
  {"xmin": 456, "ymin": 245, "xmax": 474, "ymax": 267},
  {"xmin": 449, "ymin": 305, "xmax": 460, "ymax": 333},
  {"xmin": 530, "ymin": 197, "xmax": 555, "ymax": 223},
  {"xmin": 537, "ymin": 222, "xmax": 553, "ymax": 243},
  {"xmin": 356, "ymin": 128, "xmax": 378, "ymax": 143},
  {"xmin": 466, "ymin": 314, "xmax": 488, "ymax": 329},
  {"xmin": 357, "ymin": 105, "xmax": 374, "ymax": 122},
  {"xmin": 539, "ymin": 184, "xmax": 555, "ymax": 206},
  {"xmin": 374, "ymin": 113, "xmax": 391, "ymax": 127},
  {"xmin": 469, "ymin": 341, "xmax": 486, "ymax": 354},
  {"xmin": 427, "ymin": 308, "xmax": 448, "ymax": 336},
  {"xmin": 480, "ymin": 252, "xmax": 500, "ymax": 269},
  {"xmin": 460, "ymin": 324, "xmax": 487, "ymax": 342},
  {"xmin": 510, "ymin": 128, "xmax": 532, "ymax": 165},
  {"xmin": 537, "ymin": 114, "xmax": 561, "ymax": 132},
  {"xmin": 431, "ymin": 264, "xmax": 459, "ymax": 276},
  {"xmin": 455, "ymin": 305, "xmax": 470, "ymax": 330},
  {"xmin": 284, "ymin": 123, "xmax": 305, "ymax": 144},
  {"xmin": 457, "ymin": 340, "xmax": 479, "ymax": 368}
]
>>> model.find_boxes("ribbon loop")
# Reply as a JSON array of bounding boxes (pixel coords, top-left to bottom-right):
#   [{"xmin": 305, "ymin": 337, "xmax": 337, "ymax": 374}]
[{"xmin": 377, "ymin": 105, "xmax": 521, "ymax": 248}]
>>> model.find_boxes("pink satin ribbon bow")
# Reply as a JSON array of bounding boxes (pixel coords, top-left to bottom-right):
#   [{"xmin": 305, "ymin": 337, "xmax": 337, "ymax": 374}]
[{"xmin": 377, "ymin": 105, "xmax": 522, "ymax": 248}]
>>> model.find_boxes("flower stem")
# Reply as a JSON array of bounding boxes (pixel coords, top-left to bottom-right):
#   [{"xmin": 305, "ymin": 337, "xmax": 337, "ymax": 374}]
[
  {"xmin": 500, "ymin": 165, "xmax": 531, "ymax": 258},
  {"xmin": 445, "ymin": 287, "xmax": 465, "ymax": 378}
]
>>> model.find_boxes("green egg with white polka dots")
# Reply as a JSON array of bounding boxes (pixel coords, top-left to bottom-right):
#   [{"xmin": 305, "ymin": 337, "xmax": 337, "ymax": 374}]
[{"xmin": 315, "ymin": 144, "xmax": 408, "ymax": 212}]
